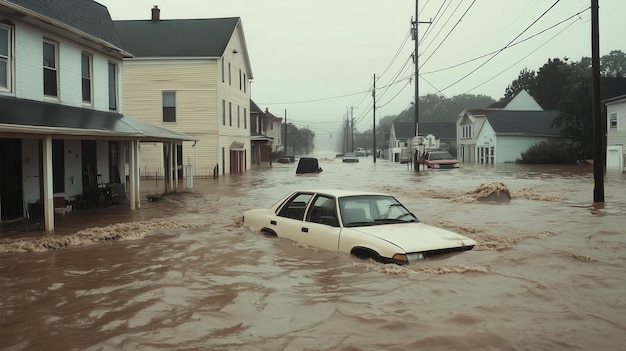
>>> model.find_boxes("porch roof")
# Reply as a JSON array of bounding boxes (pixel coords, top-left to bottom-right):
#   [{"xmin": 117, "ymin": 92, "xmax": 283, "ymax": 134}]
[
  {"xmin": 250, "ymin": 131, "xmax": 273, "ymax": 142},
  {"xmin": 0, "ymin": 96, "xmax": 196, "ymax": 142}
]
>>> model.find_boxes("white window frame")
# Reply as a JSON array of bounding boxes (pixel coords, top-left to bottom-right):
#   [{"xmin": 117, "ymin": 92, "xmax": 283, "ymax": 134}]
[
  {"xmin": 609, "ymin": 113, "xmax": 617, "ymax": 130},
  {"xmin": 81, "ymin": 52, "xmax": 93, "ymax": 104},
  {"xmin": 43, "ymin": 39, "xmax": 59, "ymax": 97},
  {"xmin": 462, "ymin": 124, "xmax": 472, "ymax": 138},
  {"xmin": 162, "ymin": 91, "xmax": 176, "ymax": 122},
  {"xmin": 229, "ymin": 101, "xmax": 232, "ymax": 126},
  {"xmin": 108, "ymin": 62, "xmax": 118, "ymax": 110},
  {"xmin": 221, "ymin": 57, "xmax": 225, "ymax": 83},
  {"xmin": 222, "ymin": 99, "xmax": 226, "ymax": 125},
  {"xmin": 0, "ymin": 24, "xmax": 12, "ymax": 92}
]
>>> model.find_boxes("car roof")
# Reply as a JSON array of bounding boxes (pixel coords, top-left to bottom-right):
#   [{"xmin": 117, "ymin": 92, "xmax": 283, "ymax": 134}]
[{"xmin": 298, "ymin": 189, "xmax": 388, "ymax": 198}]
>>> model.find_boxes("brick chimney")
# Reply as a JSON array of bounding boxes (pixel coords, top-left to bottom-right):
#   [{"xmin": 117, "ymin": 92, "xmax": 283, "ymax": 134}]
[{"xmin": 151, "ymin": 5, "xmax": 160, "ymax": 21}]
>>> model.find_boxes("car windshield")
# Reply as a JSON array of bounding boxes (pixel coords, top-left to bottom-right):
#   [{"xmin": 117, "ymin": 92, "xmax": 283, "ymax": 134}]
[
  {"xmin": 429, "ymin": 152, "xmax": 453, "ymax": 160},
  {"xmin": 339, "ymin": 195, "xmax": 417, "ymax": 227}
]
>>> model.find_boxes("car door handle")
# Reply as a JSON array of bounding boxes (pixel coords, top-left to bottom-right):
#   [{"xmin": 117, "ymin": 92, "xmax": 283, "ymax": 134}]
[
  {"xmin": 270, "ymin": 220, "xmax": 276, "ymax": 225},
  {"xmin": 301, "ymin": 227, "xmax": 309, "ymax": 233}
]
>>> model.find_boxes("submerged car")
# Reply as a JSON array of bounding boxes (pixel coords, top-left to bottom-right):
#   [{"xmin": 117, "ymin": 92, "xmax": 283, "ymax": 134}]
[
  {"xmin": 242, "ymin": 190, "xmax": 476, "ymax": 265},
  {"xmin": 296, "ymin": 157, "xmax": 322, "ymax": 174},
  {"xmin": 342, "ymin": 153, "xmax": 359, "ymax": 163},
  {"xmin": 419, "ymin": 151, "xmax": 460, "ymax": 169}
]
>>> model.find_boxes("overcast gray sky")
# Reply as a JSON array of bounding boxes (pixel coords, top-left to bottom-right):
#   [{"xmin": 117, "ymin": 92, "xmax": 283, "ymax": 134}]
[{"xmin": 98, "ymin": 0, "xmax": 623, "ymax": 140}]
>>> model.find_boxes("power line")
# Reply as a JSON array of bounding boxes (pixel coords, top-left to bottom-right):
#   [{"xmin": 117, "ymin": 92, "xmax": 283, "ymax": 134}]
[{"xmin": 437, "ymin": 0, "xmax": 562, "ymax": 93}]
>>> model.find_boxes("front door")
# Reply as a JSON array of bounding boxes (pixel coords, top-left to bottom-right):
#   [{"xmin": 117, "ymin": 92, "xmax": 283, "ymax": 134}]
[{"xmin": 0, "ymin": 138, "xmax": 23, "ymax": 220}]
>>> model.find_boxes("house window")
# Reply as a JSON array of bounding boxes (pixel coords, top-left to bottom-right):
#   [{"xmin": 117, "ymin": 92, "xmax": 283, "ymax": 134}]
[
  {"xmin": 222, "ymin": 99, "xmax": 226, "ymax": 125},
  {"xmin": 237, "ymin": 105, "xmax": 241, "ymax": 127},
  {"xmin": 81, "ymin": 53, "xmax": 92, "ymax": 103},
  {"xmin": 0, "ymin": 25, "xmax": 11, "ymax": 90},
  {"xmin": 243, "ymin": 73, "xmax": 246, "ymax": 93},
  {"xmin": 108, "ymin": 62, "xmax": 117, "ymax": 110},
  {"xmin": 229, "ymin": 102, "xmax": 232, "ymax": 126},
  {"xmin": 221, "ymin": 57, "xmax": 225, "ymax": 83},
  {"xmin": 462, "ymin": 125, "xmax": 472, "ymax": 138},
  {"xmin": 270, "ymin": 121, "xmax": 274, "ymax": 130},
  {"xmin": 239, "ymin": 69, "xmax": 242, "ymax": 90},
  {"xmin": 163, "ymin": 91, "xmax": 176, "ymax": 122},
  {"xmin": 609, "ymin": 113, "xmax": 617, "ymax": 130},
  {"xmin": 228, "ymin": 62, "xmax": 231, "ymax": 85},
  {"xmin": 43, "ymin": 40, "xmax": 58, "ymax": 97},
  {"xmin": 244, "ymin": 108, "xmax": 247, "ymax": 129}
]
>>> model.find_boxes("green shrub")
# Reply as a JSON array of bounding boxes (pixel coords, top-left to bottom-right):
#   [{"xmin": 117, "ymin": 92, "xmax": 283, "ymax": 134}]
[{"xmin": 516, "ymin": 140, "xmax": 577, "ymax": 164}]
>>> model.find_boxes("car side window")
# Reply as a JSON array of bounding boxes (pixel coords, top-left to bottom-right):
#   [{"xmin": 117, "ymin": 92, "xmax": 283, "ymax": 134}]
[
  {"xmin": 277, "ymin": 193, "xmax": 313, "ymax": 220},
  {"xmin": 306, "ymin": 195, "xmax": 338, "ymax": 227}
]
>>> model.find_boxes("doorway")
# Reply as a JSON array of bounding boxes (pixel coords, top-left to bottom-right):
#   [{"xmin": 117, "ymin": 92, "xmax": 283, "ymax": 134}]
[{"xmin": 0, "ymin": 138, "xmax": 24, "ymax": 220}]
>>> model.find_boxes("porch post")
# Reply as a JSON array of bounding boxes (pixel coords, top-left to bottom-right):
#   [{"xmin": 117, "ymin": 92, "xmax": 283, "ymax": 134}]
[
  {"xmin": 173, "ymin": 142, "xmax": 179, "ymax": 192},
  {"xmin": 167, "ymin": 142, "xmax": 174, "ymax": 193},
  {"xmin": 42, "ymin": 136, "xmax": 54, "ymax": 232},
  {"xmin": 129, "ymin": 140, "xmax": 139, "ymax": 210}
]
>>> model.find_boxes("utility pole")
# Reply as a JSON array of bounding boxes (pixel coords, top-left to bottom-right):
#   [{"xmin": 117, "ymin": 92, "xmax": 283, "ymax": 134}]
[
  {"xmin": 591, "ymin": 0, "xmax": 604, "ymax": 203},
  {"xmin": 412, "ymin": 1, "xmax": 431, "ymax": 171},
  {"xmin": 373, "ymin": 74, "xmax": 377, "ymax": 163},
  {"xmin": 343, "ymin": 114, "xmax": 349, "ymax": 153},
  {"xmin": 412, "ymin": 2, "xmax": 419, "ymax": 171},
  {"xmin": 347, "ymin": 106, "xmax": 355, "ymax": 152}
]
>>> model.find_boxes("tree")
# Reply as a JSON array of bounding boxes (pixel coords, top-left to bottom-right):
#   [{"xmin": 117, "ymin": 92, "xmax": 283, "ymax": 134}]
[
  {"xmin": 395, "ymin": 93, "xmax": 495, "ymax": 123},
  {"xmin": 552, "ymin": 64, "xmax": 593, "ymax": 159},
  {"xmin": 599, "ymin": 50, "xmax": 626, "ymax": 77},
  {"xmin": 533, "ymin": 58, "xmax": 572, "ymax": 110},
  {"xmin": 282, "ymin": 123, "xmax": 315, "ymax": 156},
  {"xmin": 504, "ymin": 68, "xmax": 536, "ymax": 99}
]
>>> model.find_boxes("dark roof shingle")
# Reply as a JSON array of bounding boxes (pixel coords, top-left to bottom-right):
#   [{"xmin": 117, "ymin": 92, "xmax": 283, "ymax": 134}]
[
  {"xmin": 5, "ymin": 0, "xmax": 124, "ymax": 48},
  {"xmin": 114, "ymin": 18, "xmax": 240, "ymax": 57}
]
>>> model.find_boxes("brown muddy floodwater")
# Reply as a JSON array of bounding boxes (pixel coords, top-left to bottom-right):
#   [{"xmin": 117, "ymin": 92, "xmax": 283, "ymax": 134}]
[{"xmin": 1, "ymin": 155, "xmax": 625, "ymax": 351}]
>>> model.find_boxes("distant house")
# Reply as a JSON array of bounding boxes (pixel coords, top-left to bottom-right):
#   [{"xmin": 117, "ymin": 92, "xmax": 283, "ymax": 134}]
[
  {"xmin": 264, "ymin": 108, "xmax": 283, "ymax": 154},
  {"xmin": 388, "ymin": 121, "xmax": 456, "ymax": 162},
  {"xmin": 456, "ymin": 90, "xmax": 561, "ymax": 164},
  {"xmin": 250, "ymin": 101, "xmax": 276, "ymax": 165},
  {"xmin": 114, "ymin": 6, "xmax": 253, "ymax": 177},
  {"xmin": 605, "ymin": 94, "xmax": 626, "ymax": 172},
  {"xmin": 0, "ymin": 0, "xmax": 193, "ymax": 231}
]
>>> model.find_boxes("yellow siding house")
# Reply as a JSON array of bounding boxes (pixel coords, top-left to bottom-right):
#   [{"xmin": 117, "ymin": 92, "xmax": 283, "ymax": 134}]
[{"xmin": 115, "ymin": 7, "xmax": 253, "ymax": 178}]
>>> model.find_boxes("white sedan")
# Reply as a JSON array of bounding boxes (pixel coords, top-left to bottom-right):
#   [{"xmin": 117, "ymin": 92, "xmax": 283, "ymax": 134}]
[{"xmin": 243, "ymin": 189, "xmax": 476, "ymax": 265}]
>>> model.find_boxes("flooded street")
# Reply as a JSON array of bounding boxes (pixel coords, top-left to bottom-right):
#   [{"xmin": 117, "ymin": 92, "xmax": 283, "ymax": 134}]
[{"xmin": 1, "ymin": 155, "xmax": 625, "ymax": 351}]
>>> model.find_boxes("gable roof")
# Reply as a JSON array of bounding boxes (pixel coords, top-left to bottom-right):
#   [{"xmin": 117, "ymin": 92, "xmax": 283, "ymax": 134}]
[
  {"xmin": 250, "ymin": 100, "xmax": 265, "ymax": 115},
  {"xmin": 114, "ymin": 17, "xmax": 239, "ymax": 58},
  {"xmin": 419, "ymin": 122, "xmax": 456, "ymax": 139},
  {"xmin": 603, "ymin": 94, "xmax": 626, "ymax": 105},
  {"xmin": 0, "ymin": 95, "xmax": 196, "ymax": 142},
  {"xmin": 392, "ymin": 122, "xmax": 415, "ymax": 139},
  {"xmin": 264, "ymin": 109, "xmax": 282, "ymax": 122},
  {"xmin": 488, "ymin": 97, "xmax": 513, "ymax": 109},
  {"xmin": 482, "ymin": 110, "xmax": 561, "ymax": 136},
  {"xmin": 2, "ymin": 0, "xmax": 128, "ymax": 55}
]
